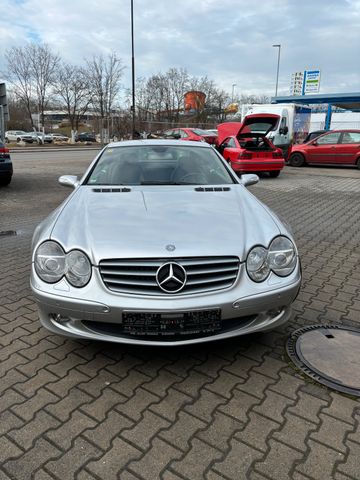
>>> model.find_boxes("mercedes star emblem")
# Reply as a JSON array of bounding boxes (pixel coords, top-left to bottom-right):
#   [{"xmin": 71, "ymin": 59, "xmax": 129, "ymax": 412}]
[{"xmin": 156, "ymin": 262, "xmax": 187, "ymax": 293}]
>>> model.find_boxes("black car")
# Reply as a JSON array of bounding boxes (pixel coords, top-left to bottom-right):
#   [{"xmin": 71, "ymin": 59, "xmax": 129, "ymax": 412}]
[
  {"xmin": 0, "ymin": 142, "xmax": 13, "ymax": 186},
  {"xmin": 75, "ymin": 132, "xmax": 97, "ymax": 143}
]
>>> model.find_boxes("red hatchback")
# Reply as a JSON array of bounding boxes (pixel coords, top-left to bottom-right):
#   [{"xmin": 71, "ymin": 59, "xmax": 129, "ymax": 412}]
[
  {"xmin": 163, "ymin": 128, "xmax": 217, "ymax": 145},
  {"xmin": 217, "ymin": 114, "xmax": 285, "ymax": 177},
  {"xmin": 288, "ymin": 130, "xmax": 360, "ymax": 168}
]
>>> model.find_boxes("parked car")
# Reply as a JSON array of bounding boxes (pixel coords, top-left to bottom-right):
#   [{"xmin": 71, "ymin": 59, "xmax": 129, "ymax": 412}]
[
  {"xmin": 50, "ymin": 133, "xmax": 69, "ymax": 142},
  {"xmin": 288, "ymin": 130, "xmax": 360, "ymax": 167},
  {"xmin": 75, "ymin": 132, "xmax": 97, "ymax": 142},
  {"xmin": 28, "ymin": 132, "xmax": 53, "ymax": 144},
  {"xmin": 217, "ymin": 115, "xmax": 285, "ymax": 177},
  {"xmin": 31, "ymin": 140, "xmax": 301, "ymax": 346},
  {"xmin": 303, "ymin": 130, "xmax": 328, "ymax": 143},
  {"xmin": 0, "ymin": 141, "xmax": 13, "ymax": 185},
  {"xmin": 5, "ymin": 130, "xmax": 34, "ymax": 143},
  {"xmin": 163, "ymin": 128, "xmax": 217, "ymax": 144}
]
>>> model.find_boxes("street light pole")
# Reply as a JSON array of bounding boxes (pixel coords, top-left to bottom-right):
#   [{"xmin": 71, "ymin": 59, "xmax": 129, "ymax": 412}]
[
  {"xmin": 131, "ymin": 0, "xmax": 136, "ymax": 138},
  {"xmin": 272, "ymin": 44, "xmax": 281, "ymax": 97},
  {"xmin": 231, "ymin": 83, "xmax": 236, "ymax": 103}
]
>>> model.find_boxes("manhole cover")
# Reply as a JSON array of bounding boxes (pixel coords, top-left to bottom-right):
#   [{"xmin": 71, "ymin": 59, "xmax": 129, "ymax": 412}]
[{"xmin": 287, "ymin": 324, "xmax": 360, "ymax": 396}]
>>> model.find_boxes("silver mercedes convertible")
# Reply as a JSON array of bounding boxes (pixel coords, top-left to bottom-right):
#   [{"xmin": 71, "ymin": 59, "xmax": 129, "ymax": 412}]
[{"xmin": 30, "ymin": 140, "xmax": 301, "ymax": 346}]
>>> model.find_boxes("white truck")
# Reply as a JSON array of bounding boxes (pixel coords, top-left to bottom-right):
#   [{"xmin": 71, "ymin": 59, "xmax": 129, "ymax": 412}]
[{"xmin": 241, "ymin": 103, "xmax": 312, "ymax": 156}]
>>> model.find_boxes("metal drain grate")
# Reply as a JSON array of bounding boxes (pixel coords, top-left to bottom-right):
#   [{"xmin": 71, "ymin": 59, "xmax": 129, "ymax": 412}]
[
  {"xmin": 0, "ymin": 230, "xmax": 17, "ymax": 237},
  {"xmin": 286, "ymin": 324, "xmax": 360, "ymax": 397}
]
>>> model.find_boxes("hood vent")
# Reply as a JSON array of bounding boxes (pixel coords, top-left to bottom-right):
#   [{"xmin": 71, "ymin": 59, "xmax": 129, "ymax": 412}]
[
  {"xmin": 92, "ymin": 187, "xmax": 131, "ymax": 193},
  {"xmin": 194, "ymin": 187, "xmax": 231, "ymax": 192}
]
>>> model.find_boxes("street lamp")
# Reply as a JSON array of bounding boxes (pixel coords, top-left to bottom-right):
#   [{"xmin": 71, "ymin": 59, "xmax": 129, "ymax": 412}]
[
  {"xmin": 272, "ymin": 44, "xmax": 281, "ymax": 97},
  {"xmin": 131, "ymin": 0, "xmax": 136, "ymax": 138},
  {"xmin": 231, "ymin": 83, "xmax": 236, "ymax": 103}
]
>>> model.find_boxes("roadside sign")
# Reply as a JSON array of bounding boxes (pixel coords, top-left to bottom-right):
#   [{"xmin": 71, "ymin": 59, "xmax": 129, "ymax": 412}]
[
  {"xmin": 290, "ymin": 70, "xmax": 321, "ymax": 96},
  {"xmin": 290, "ymin": 72, "xmax": 304, "ymax": 95},
  {"xmin": 302, "ymin": 70, "xmax": 321, "ymax": 94}
]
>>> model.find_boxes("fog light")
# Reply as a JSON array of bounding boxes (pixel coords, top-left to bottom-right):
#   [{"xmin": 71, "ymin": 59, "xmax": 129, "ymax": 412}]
[{"xmin": 50, "ymin": 313, "xmax": 70, "ymax": 323}]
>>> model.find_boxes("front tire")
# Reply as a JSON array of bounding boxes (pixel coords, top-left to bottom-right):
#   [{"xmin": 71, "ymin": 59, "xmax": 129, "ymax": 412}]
[
  {"xmin": 289, "ymin": 153, "xmax": 305, "ymax": 167},
  {"xmin": 269, "ymin": 170, "xmax": 280, "ymax": 178},
  {"xmin": 356, "ymin": 158, "xmax": 360, "ymax": 169}
]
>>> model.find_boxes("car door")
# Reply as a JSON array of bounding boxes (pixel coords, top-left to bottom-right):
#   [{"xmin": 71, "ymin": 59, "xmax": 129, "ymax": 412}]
[
  {"xmin": 336, "ymin": 131, "xmax": 360, "ymax": 165},
  {"xmin": 307, "ymin": 132, "xmax": 342, "ymax": 164}
]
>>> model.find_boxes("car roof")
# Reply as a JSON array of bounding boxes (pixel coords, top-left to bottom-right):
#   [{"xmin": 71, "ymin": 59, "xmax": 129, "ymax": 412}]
[
  {"xmin": 321, "ymin": 129, "xmax": 360, "ymax": 133},
  {"xmin": 107, "ymin": 139, "xmax": 212, "ymax": 148}
]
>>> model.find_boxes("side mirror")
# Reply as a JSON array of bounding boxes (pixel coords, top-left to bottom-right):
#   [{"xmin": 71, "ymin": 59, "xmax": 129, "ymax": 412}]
[
  {"xmin": 59, "ymin": 175, "xmax": 79, "ymax": 188},
  {"xmin": 241, "ymin": 174, "xmax": 259, "ymax": 187},
  {"xmin": 312, "ymin": 141, "xmax": 318, "ymax": 146},
  {"xmin": 279, "ymin": 126, "xmax": 288, "ymax": 135},
  {"xmin": 172, "ymin": 133, "xmax": 181, "ymax": 139}
]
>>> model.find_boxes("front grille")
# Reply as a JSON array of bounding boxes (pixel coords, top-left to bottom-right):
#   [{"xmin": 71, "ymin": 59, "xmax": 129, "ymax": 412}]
[{"xmin": 99, "ymin": 256, "xmax": 240, "ymax": 295}]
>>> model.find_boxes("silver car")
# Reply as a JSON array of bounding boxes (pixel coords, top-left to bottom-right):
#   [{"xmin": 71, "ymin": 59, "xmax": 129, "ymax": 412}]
[{"xmin": 31, "ymin": 140, "xmax": 301, "ymax": 346}]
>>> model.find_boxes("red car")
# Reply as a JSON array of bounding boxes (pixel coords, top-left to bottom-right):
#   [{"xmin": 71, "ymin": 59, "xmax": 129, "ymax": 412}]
[
  {"xmin": 288, "ymin": 130, "xmax": 360, "ymax": 168},
  {"xmin": 217, "ymin": 114, "xmax": 285, "ymax": 177},
  {"xmin": 163, "ymin": 128, "xmax": 217, "ymax": 144}
]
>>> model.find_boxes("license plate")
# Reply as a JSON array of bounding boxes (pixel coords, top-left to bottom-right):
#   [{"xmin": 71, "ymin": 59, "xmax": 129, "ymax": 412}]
[{"xmin": 122, "ymin": 309, "xmax": 221, "ymax": 336}]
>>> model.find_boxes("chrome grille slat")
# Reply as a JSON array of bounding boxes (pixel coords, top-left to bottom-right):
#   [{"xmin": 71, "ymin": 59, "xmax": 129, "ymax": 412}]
[
  {"xmin": 186, "ymin": 273, "xmax": 237, "ymax": 286},
  {"xmin": 103, "ymin": 277, "xmax": 158, "ymax": 287},
  {"xmin": 100, "ymin": 268, "xmax": 156, "ymax": 276},
  {"xmin": 187, "ymin": 266, "xmax": 238, "ymax": 275},
  {"xmin": 99, "ymin": 256, "xmax": 240, "ymax": 296}
]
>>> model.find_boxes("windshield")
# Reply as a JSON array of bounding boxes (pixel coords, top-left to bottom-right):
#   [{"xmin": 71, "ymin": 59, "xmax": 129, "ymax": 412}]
[{"xmin": 86, "ymin": 145, "xmax": 235, "ymax": 186}]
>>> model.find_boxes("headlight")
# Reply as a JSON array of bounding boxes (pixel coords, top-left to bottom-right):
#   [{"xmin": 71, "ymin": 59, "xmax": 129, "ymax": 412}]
[
  {"xmin": 65, "ymin": 250, "xmax": 91, "ymax": 287},
  {"xmin": 246, "ymin": 236, "xmax": 297, "ymax": 282},
  {"xmin": 35, "ymin": 241, "xmax": 66, "ymax": 283},
  {"xmin": 246, "ymin": 246, "xmax": 270, "ymax": 282},
  {"xmin": 268, "ymin": 236, "xmax": 297, "ymax": 276},
  {"xmin": 34, "ymin": 242, "xmax": 91, "ymax": 287}
]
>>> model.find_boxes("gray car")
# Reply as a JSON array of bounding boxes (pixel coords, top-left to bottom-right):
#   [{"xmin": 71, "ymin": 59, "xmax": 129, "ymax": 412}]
[{"xmin": 30, "ymin": 140, "xmax": 301, "ymax": 346}]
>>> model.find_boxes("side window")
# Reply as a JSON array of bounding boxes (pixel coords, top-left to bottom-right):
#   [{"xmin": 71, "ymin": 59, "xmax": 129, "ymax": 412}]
[
  {"xmin": 227, "ymin": 138, "xmax": 236, "ymax": 148},
  {"xmin": 180, "ymin": 130, "xmax": 189, "ymax": 138},
  {"xmin": 341, "ymin": 132, "xmax": 360, "ymax": 144},
  {"xmin": 221, "ymin": 138, "xmax": 230, "ymax": 148},
  {"xmin": 316, "ymin": 132, "xmax": 341, "ymax": 145}
]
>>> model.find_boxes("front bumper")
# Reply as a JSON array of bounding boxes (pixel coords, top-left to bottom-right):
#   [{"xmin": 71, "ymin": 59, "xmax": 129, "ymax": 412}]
[{"xmin": 31, "ymin": 263, "xmax": 301, "ymax": 346}]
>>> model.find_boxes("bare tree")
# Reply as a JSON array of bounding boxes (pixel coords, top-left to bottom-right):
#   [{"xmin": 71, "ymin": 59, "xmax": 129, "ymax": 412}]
[
  {"xmin": 28, "ymin": 43, "xmax": 60, "ymax": 127},
  {"xmin": 52, "ymin": 62, "xmax": 92, "ymax": 140},
  {"xmin": 4, "ymin": 46, "xmax": 35, "ymax": 127},
  {"xmin": 4, "ymin": 43, "xmax": 60, "ymax": 129},
  {"xmin": 85, "ymin": 53, "xmax": 124, "ymax": 142}
]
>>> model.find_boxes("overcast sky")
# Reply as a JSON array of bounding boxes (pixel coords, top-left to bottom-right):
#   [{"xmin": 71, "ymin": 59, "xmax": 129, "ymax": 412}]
[{"xmin": 1, "ymin": 0, "xmax": 359, "ymax": 99}]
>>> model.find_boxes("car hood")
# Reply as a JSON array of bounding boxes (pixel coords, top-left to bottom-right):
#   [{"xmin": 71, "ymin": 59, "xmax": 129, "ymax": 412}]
[
  {"xmin": 49, "ymin": 185, "xmax": 281, "ymax": 264},
  {"xmin": 217, "ymin": 114, "xmax": 280, "ymax": 145}
]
